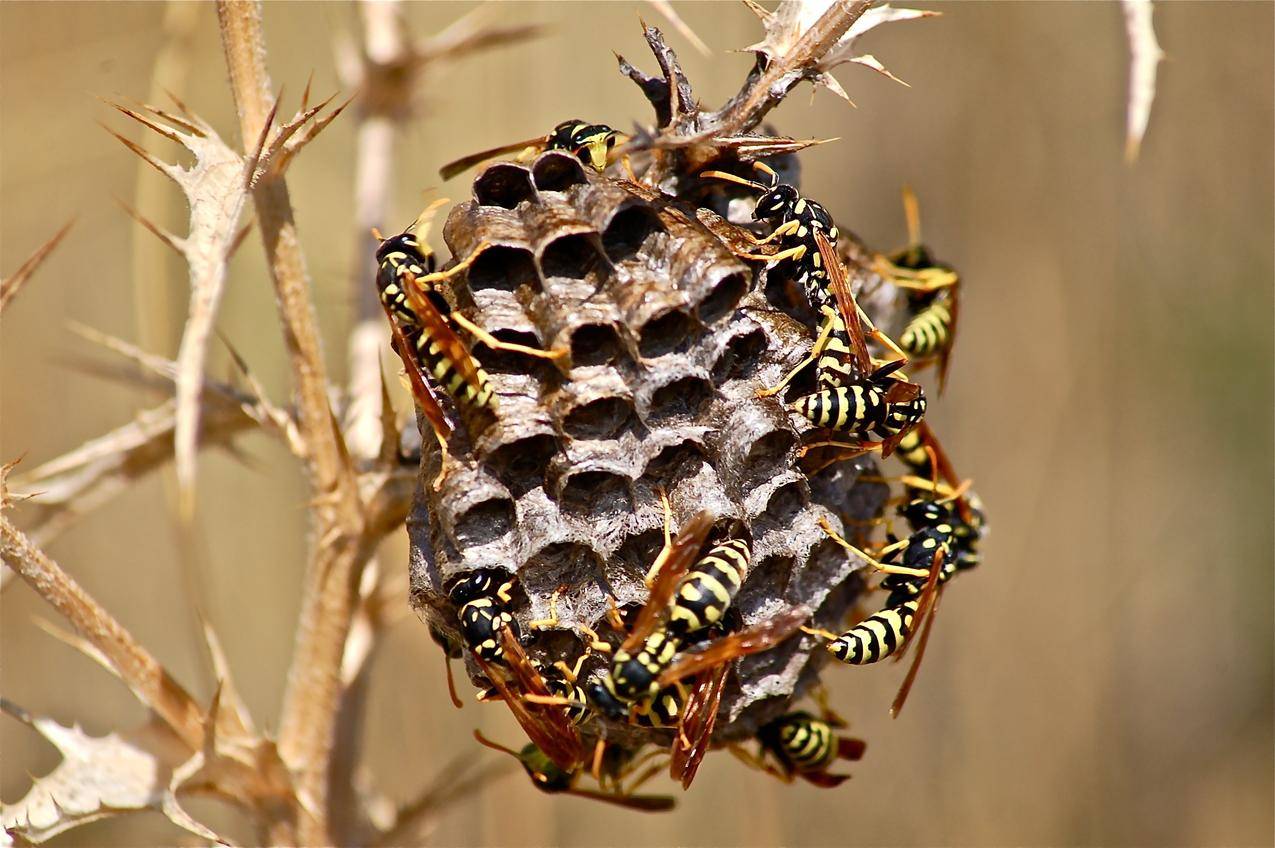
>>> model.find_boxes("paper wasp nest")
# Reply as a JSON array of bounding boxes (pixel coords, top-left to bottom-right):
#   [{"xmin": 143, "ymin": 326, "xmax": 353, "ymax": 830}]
[{"xmin": 408, "ymin": 150, "xmax": 900, "ymax": 748}]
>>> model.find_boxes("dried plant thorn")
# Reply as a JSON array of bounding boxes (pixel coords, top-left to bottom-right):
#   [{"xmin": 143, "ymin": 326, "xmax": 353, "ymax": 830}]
[
  {"xmin": 99, "ymin": 122, "xmax": 181, "ymax": 183},
  {"xmin": 0, "ymin": 218, "xmax": 74, "ymax": 315},
  {"xmin": 113, "ymin": 195, "xmax": 186, "ymax": 255}
]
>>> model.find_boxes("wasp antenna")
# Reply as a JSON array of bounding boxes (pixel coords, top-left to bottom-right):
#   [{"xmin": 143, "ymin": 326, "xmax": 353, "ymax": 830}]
[
  {"xmin": 751, "ymin": 161, "xmax": 780, "ymax": 185},
  {"xmin": 700, "ymin": 170, "xmax": 768, "ymax": 191}
]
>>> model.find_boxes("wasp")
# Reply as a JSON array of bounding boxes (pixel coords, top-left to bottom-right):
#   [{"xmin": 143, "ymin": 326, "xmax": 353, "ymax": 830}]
[
  {"xmin": 375, "ymin": 203, "xmax": 565, "ymax": 424},
  {"xmin": 892, "ymin": 422, "xmax": 986, "ymax": 569},
  {"xmin": 586, "ymin": 499, "xmax": 808, "ymax": 788},
  {"xmin": 440, "ymin": 119, "xmax": 622, "ymax": 180},
  {"xmin": 732, "ymin": 707, "xmax": 867, "ymax": 788},
  {"xmin": 763, "ymin": 230, "xmax": 926, "ymax": 459},
  {"xmin": 588, "ymin": 509, "xmax": 753, "ymax": 718},
  {"xmin": 700, "ymin": 162, "xmax": 839, "ymax": 317},
  {"xmin": 811, "ymin": 490, "xmax": 964, "ymax": 717},
  {"xmin": 882, "ymin": 188, "xmax": 962, "ymax": 393},
  {"xmin": 473, "ymin": 732, "xmax": 676, "ymax": 811}
]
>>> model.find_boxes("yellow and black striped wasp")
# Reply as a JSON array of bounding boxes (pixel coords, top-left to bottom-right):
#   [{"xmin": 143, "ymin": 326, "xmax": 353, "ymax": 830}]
[
  {"xmin": 439, "ymin": 119, "xmax": 623, "ymax": 180},
  {"xmin": 472, "ymin": 732, "xmax": 676, "ymax": 812},
  {"xmin": 375, "ymin": 203, "xmax": 565, "ymax": 452},
  {"xmin": 775, "ymin": 230, "xmax": 926, "ymax": 460},
  {"xmin": 700, "ymin": 161, "xmax": 840, "ymax": 319},
  {"xmin": 586, "ymin": 501, "xmax": 808, "ymax": 788},
  {"xmin": 881, "ymin": 187, "xmax": 962, "ymax": 393},
  {"xmin": 732, "ymin": 706, "xmax": 867, "ymax": 788}
]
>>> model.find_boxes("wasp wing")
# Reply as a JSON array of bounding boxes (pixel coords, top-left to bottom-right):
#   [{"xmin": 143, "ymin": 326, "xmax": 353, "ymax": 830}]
[
  {"xmin": 475, "ymin": 628, "xmax": 583, "ymax": 771},
  {"xmin": 439, "ymin": 136, "xmax": 547, "ymax": 180},
  {"xmin": 380, "ymin": 298, "xmax": 454, "ymax": 440},
  {"xmin": 816, "ymin": 229, "xmax": 872, "ymax": 375},
  {"xmin": 669, "ymin": 663, "xmax": 728, "ymax": 789},
  {"xmin": 657, "ymin": 606, "xmax": 809, "ymax": 688},
  {"xmin": 890, "ymin": 549, "xmax": 945, "ymax": 718},
  {"xmin": 621, "ymin": 510, "xmax": 715, "ymax": 653},
  {"xmin": 401, "ymin": 270, "xmax": 491, "ymax": 405}
]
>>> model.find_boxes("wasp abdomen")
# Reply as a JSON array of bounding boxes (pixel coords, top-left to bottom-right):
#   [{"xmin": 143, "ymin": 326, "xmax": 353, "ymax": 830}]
[
  {"xmin": 828, "ymin": 599, "xmax": 919, "ymax": 665},
  {"xmin": 667, "ymin": 538, "xmax": 751, "ymax": 638},
  {"xmin": 791, "ymin": 384, "xmax": 887, "ymax": 435},
  {"xmin": 900, "ymin": 301, "xmax": 952, "ymax": 358}
]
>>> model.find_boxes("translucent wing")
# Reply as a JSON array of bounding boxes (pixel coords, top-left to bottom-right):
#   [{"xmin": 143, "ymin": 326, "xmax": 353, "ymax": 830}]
[
  {"xmin": 379, "ymin": 298, "xmax": 453, "ymax": 441},
  {"xmin": 439, "ymin": 135, "xmax": 547, "ymax": 180},
  {"xmin": 816, "ymin": 229, "xmax": 871, "ymax": 374},
  {"xmin": 622, "ymin": 511, "xmax": 715, "ymax": 653},
  {"xmin": 475, "ymin": 628, "xmax": 584, "ymax": 771},
  {"xmin": 657, "ymin": 606, "xmax": 809, "ymax": 688},
  {"xmin": 890, "ymin": 549, "xmax": 945, "ymax": 718},
  {"xmin": 669, "ymin": 663, "xmax": 727, "ymax": 789},
  {"xmin": 401, "ymin": 271, "xmax": 491, "ymax": 405}
]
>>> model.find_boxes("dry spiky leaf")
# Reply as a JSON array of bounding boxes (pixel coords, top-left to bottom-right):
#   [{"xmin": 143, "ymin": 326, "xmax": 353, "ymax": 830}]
[
  {"xmin": 0, "ymin": 220, "xmax": 74, "ymax": 315},
  {"xmin": 12, "ymin": 400, "xmax": 256, "ymax": 546},
  {"xmin": 744, "ymin": 1, "xmax": 937, "ymax": 101},
  {"xmin": 0, "ymin": 700, "xmax": 225, "ymax": 845},
  {"xmin": 105, "ymin": 101, "xmax": 251, "ymax": 511},
  {"xmin": 1122, "ymin": 0, "xmax": 1163, "ymax": 162}
]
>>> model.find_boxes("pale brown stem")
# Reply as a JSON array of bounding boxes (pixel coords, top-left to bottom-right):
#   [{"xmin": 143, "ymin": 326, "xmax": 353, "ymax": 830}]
[
  {"xmin": 217, "ymin": 3, "xmax": 367, "ymax": 844},
  {"xmin": 0, "ymin": 515, "xmax": 204, "ymax": 751}
]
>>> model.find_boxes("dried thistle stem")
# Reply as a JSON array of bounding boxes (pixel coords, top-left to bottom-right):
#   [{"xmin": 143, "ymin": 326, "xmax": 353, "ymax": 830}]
[
  {"xmin": 217, "ymin": 2, "xmax": 367, "ymax": 843},
  {"xmin": 0, "ymin": 515, "xmax": 205, "ymax": 751}
]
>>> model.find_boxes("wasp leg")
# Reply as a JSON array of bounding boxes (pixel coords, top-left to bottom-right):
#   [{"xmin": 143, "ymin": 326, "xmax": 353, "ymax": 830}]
[
  {"xmin": 622, "ymin": 752, "xmax": 670, "ymax": 795},
  {"xmin": 527, "ymin": 586, "xmax": 565, "ymax": 630},
  {"xmin": 888, "ymin": 266, "xmax": 959, "ymax": 292},
  {"xmin": 728, "ymin": 744, "xmax": 793, "ymax": 783},
  {"xmin": 733, "ymin": 242, "xmax": 808, "ymax": 264},
  {"xmin": 576, "ymin": 623, "xmax": 612, "ymax": 655},
  {"xmin": 757, "ymin": 312, "xmax": 838, "ymax": 398},
  {"xmin": 818, "ymin": 518, "xmax": 929, "ymax": 578},
  {"xmin": 751, "ymin": 219, "xmax": 802, "ymax": 246},
  {"xmin": 451, "ymin": 312, "xmax": 566, "ymax": 360},
  {"xmin": 643, "ymin": 487, "xmax": 677, "ymax": 588}
]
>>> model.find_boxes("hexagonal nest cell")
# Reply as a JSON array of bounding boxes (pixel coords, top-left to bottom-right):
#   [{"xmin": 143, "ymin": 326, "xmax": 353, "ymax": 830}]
[{"xmin": 406, "ymin": 148, "xmax": 911, "ymax": 756}]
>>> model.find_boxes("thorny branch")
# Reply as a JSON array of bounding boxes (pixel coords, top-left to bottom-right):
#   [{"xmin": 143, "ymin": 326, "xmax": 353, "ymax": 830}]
[
  {"xmin": 0, "ymin": 498, "xmax": 205, "ymax": 751},
  {"xmin": 2, "ymin": 2, "xmax": 976, "ymax": 844},
  {"xmin": 216, "ymin": 2, "xmax": 367, "ymax": 843}
]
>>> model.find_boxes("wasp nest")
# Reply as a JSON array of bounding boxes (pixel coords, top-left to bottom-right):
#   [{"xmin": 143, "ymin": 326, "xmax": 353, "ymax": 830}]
[{"xmin": 406, "ymin": 146, "xmax": 902, "ymax": 749}]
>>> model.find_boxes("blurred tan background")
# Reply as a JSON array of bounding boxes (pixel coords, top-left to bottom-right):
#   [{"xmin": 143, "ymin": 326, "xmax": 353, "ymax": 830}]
[{"xmin": 2, "ymin": 2, "xmax": 1271, "ymax": 846}]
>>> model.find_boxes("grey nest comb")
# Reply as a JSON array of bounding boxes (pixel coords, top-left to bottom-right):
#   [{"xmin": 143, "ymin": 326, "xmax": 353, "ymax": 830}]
[{"xmin": 407, "ymin": 149, "xmax": 899, "ymax": 748}]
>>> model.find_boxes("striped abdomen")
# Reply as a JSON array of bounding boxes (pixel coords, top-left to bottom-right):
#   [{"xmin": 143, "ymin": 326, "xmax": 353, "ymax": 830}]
[
  {"xmin": 631, "ymin": 682, "xmax": 689, "ymax": 728},
  {"xmin": 828, "ymin": 599, "xmax": 919, "ymax": 665},
  {"xmin": 376, "ymin": 236, "xmax": 495, "ymax": 410},
  {"xmin": 790, "ymin": 384, "xmax": 888, "ymax": 436},
  {"xmin": 761, "ymin": 713, "xmax": 837, "ymax": 773},
  {"xmin": 900, "ymin": 300, "xmax": 951, "ymax": 358},
  {"xmin": 809, "ymin": 301, "xmax": 857, "ymax": 389},
  {"xmin": 895, "ymin": 428, "xmax": 933, "ymax": 478},
  {"xmin": 410, "ymin": 329, "xmax": 494, "ymax": 408},
  {"xmin": 667, "ymin": 538, "xmax": 751, "ymax": 638}
]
